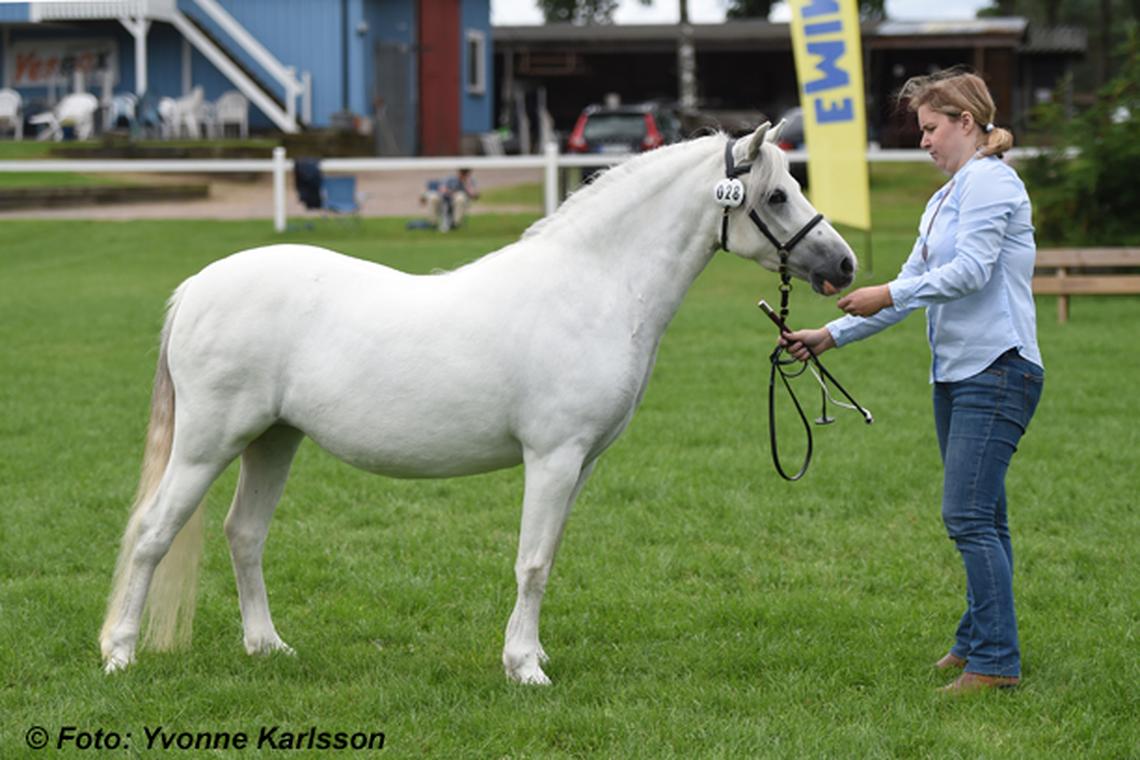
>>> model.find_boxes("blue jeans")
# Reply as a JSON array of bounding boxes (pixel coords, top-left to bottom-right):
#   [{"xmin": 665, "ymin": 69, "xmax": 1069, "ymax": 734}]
[{"xmin": 933, "ymin": 349, "xmax": 1044, "ymax": 677}]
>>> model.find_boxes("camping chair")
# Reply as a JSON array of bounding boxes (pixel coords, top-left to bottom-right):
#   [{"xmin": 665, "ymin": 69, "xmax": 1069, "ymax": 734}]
[
  {"xmin": 135, "ymin": 93, "xmax": 164, "ymax": 138},
  {"xmin": 105, "ymin": 92, "xmax": 138, "ymax": 133},
  {"xmin": 322, "ymin": 176, "xmax": 360, "ymax": 215},
  {"xmin": 0, "ymin": 89, "xmax": 23, "ymax": 140},
  {"xmin": 293, "ymin": 158, "xmax": 362, "ymax": 227}
]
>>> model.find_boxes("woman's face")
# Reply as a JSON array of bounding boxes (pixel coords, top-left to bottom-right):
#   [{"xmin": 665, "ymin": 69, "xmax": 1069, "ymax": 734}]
[{"xmin": 917, "ymin": 104, "xmax": 977, "ymax": 175}]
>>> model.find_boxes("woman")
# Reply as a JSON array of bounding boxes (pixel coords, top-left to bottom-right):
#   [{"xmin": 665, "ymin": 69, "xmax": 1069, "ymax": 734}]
[{"xmin": 782, "ymin": 69, "xmax": 1044, "ymax": 693}]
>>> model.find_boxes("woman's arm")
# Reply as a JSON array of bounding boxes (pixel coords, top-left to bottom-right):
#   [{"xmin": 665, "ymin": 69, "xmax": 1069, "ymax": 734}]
[{"xmin": 889, "ymin": 165, "xmax": 1021, "ymax": 309}]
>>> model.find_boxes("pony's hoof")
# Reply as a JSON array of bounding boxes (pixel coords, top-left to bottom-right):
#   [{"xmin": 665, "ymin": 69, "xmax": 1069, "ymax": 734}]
[
  {"xmin": 102, "ymin": 653, "xmax": 133, "ymax": 674},
  {"xmin": 508, "ymin": 665, "xmax": 552, "ymax": 686},
  {"xmin": 245, "ymin": 637, "xmax": 295, "ymax": 657},
  {"xmin": 505, "ymin": 655, "xmax": 552, "ymax": 685}
]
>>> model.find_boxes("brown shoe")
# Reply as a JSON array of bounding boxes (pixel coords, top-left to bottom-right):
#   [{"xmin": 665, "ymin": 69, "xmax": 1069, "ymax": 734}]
[
  {"xmin": 935, "ymin": 652, "xmax": 967, "ymax": 670},
  {"xmin": 938, "ymin": 672, "xmax": 1020, "ymax": 693}
]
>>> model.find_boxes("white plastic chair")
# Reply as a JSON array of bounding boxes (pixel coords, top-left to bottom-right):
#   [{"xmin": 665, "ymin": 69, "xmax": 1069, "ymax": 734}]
[
  {"xmin": 480, "ymin": 131, "xmax": 505, "ymax": 156},
  {"xmin": 0, "ymin": 88, "xmax": 23, "ymax": 140},
  {"xmin": 157, "ymin": 97, "xmax": 177, "ymax": 139},
  {"xmin": 157, "ymin": 86, "xmax": 207, "ymax": 139},
  {"xmin": 30, "ymin": 93, "xmax": 98, "ymax": 141},
  {"xmin": 215, "ymin": 90, "xmax": 249, "ymax": 138},
  {"xmin": 172, "ymin": 86, "xmax": 205, "ymax": 138}
]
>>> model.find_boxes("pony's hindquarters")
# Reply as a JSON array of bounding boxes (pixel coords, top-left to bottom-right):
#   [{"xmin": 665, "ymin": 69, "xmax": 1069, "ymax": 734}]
[{"xmin": 100, "ymin": 284, "xmax": 211, "ymax": 670}]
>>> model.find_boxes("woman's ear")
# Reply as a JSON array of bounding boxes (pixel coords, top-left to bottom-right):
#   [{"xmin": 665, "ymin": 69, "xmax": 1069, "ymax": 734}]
[{"xmin": 959, "ymin": 111, "xmax": 976, "ymax": 132}]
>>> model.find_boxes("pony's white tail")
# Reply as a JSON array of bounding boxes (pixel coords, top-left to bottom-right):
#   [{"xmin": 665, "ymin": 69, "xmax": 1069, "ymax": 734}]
[{"xmin": 100, "ymin": 282, "xmax": 205, "ymax": 653}]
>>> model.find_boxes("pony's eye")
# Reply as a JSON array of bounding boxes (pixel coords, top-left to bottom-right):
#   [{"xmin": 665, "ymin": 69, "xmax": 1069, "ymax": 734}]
[{"xmin": 769, "ymin": 189, "xmax": 788, "ymax": 205}]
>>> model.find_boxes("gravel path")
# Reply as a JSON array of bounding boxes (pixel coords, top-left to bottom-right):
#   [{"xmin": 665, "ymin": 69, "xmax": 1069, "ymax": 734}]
[{"xmin": 0, "ymin": 167, "xmax": 543, "ymax": 221}]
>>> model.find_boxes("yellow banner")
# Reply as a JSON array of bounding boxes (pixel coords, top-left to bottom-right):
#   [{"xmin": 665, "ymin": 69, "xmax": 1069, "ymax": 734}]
[{"xmin": 788, "ymin": 0, "xmax": 871, "ymax": 230}]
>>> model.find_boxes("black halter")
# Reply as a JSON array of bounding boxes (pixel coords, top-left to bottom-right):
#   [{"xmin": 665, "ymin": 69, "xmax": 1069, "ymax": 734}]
[
  {"xmin": 719, "ymin": 137, "xmax": 824, "ymax": 289},
  {"xmin": 719, "ymin": 137, "xmax": 872, "ymax": 481}
]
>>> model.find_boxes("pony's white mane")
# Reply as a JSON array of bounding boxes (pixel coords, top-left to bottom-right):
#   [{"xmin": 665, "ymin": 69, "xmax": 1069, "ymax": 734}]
[
  {"xmin": 520, "ymin": 132, "xmax": 792, "ymax": 242},
  {"xmin": 520, "ymin": 134, "xmax": 725, "ymax": 240}
]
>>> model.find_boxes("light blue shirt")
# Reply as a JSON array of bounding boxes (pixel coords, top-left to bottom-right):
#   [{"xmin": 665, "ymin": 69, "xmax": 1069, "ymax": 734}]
[{"xmin": 826, "ymin": 154, "xmax": 1043, "ymax": 383}]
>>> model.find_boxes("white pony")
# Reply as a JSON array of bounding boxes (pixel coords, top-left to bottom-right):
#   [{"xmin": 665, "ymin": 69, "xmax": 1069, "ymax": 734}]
[{"xmin": 100, "ymin": 123, "xmax": 857, "ymax": 684}]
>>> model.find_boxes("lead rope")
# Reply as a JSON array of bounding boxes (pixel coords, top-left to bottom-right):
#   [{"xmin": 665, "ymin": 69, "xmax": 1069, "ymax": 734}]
[
  {"xmin": 766, "ymin": 251, "xmax": 815, "ymax": 480},
  {"xmin": 762, "ymin": 255, "xmax": 874, "ymax": 481},
  {"xmin": 715, "ymin": 135, "xmax": 871, "ymax": 480}
]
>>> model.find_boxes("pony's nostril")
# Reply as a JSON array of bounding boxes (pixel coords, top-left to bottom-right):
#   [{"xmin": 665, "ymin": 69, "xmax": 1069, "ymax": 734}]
[{"xmin": 840, "ymin": 257, "xmax": 854, "ymax": 276}]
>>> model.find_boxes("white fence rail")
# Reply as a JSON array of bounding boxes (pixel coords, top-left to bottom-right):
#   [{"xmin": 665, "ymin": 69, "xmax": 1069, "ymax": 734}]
[{"xmin": 0, "ymin": 146, "xmax": 1050, "ymax": 232}]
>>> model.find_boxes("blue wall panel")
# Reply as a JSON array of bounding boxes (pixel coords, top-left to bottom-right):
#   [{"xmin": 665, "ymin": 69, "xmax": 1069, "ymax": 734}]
[
  {"xmin": 179, "ymin": 0, "xmax": 346, "ymax": 127},
  {"xmin": 145, "ymin": 24, "xmax": 193, "ymax": 100},
  {"xmin": 460, "ymin": 0, "xmax": 491, "ymax": 135},
  {"xmin": 0, "ymin": 4, "xmax": 30, "ymax": 23}
]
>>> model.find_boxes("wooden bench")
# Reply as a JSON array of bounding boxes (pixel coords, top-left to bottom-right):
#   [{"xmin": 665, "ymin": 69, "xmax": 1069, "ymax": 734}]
[{"xmin": 1032, "ymin": 248, "xmax": 1140, "ymax": 323}]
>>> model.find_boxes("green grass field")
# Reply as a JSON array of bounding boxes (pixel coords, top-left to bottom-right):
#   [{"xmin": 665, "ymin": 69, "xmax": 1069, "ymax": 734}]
[{"xmin": 1, "ymin": 166, "xmax": 1138, "ymax": 758}]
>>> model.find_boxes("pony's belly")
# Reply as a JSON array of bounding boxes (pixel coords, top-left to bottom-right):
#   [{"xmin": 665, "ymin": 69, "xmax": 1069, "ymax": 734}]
[{"xmin": 298, "ymin": 417, "xmax": 523, "ymax": 479}]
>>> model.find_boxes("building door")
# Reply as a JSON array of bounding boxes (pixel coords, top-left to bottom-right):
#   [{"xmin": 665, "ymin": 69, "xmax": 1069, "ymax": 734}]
[
  {"xmin": 417, "ymin": 0, "xmax": 460, "ymax": 155},
  {"xmin": 375, "ymin": 41, "xmax": 413, "ymax": 156}
]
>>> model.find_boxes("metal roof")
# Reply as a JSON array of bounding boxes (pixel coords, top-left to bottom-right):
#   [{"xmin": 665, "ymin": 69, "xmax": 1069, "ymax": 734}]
[
  {"xmin": 493, "ymin": 17, "xmax": 1085, "ymax": 56},
  {"xmin": 874, "ymin": 17, "xmax": 1027, "ymax": 37},
  {"xmin": 494, "ymin": 17, "xmax": 1077, "ymax": 47},
  {"xmin": 494, "ymin": 20, "xmax": 794, "ymax": 47}
]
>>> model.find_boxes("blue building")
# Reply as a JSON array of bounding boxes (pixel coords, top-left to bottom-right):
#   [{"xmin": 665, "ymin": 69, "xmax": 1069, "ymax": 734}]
[{"xmin": 0, "ymin": 0, "xmax": 492, "ymax": 154}]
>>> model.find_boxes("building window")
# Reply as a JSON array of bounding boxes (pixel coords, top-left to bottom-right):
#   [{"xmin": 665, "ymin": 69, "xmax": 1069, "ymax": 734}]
[{"xmin": 465, "ymin": 30, "xmax": 486, "ymax": 95}]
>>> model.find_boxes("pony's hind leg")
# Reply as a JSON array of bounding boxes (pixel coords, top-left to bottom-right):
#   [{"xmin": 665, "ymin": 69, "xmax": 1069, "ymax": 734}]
[
  {"xmin": 225, "ymin": 425, "xmax": 304, "ymax": 657},
  {"xmin": 503, "ymin": 449, "xmax": 595, "ymax": 685},
  {"xmin": 101, "ymin": 456, "xmax": 231, "ymax": 672}
]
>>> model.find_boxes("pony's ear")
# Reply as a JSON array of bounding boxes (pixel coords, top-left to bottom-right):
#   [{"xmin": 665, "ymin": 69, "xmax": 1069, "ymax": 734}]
[
  {"xmin": 744, "ymin": 121, "xmax": 772, "ymax": 162},
  {"xmin": 765, "ymin": 119, "xmax": 787, "ymax": 145}
]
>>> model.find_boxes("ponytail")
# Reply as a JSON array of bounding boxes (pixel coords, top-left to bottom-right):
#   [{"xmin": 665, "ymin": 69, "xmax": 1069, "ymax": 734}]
[{"xmin": 979, "ymin": 125, "xmax": 1014, "ymax": 158}]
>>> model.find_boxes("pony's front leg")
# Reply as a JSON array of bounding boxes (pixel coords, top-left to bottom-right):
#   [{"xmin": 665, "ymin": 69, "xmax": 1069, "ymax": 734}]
[{"xmin": 503, "ymin": 450, "xmax": 595, "ymax": 685}]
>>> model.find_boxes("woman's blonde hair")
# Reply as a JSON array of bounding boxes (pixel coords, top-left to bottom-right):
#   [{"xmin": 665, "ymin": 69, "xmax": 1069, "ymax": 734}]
[{"xmin": 898, "ymin": 68, "xmax": 1014, "ymax": 157}]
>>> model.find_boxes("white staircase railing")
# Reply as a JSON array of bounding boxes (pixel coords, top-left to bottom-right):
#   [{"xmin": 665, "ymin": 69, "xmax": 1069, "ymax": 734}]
[
  {"xmin": 189, "ymin": 0, "xmax": 307, "ymax": 126},
  {"xmin": 29, "ymin": 0, "xmax": 306, "ymax": 133},
  {"xmin": 169, "ymin": 9, "xmax": 298, "ymax": 133}
]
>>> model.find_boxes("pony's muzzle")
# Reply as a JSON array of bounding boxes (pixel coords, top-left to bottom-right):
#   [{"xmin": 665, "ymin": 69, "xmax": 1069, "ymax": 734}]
[{"xmin": 812, "ymin": 255, "xmax": 855, "ymax": 295}]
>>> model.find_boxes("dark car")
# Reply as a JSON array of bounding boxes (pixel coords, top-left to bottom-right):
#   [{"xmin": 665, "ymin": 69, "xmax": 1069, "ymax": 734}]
[
  {"xmin": 775, "ymin": 106, "xmax": 808, "ymax": 188},
  {"xmin": 775, "ymin": 106, "xmax": 804, "ymax": 150},
  {"xmin": 566, "ymin": 103, "xmax": 683, "ymax": 154}
]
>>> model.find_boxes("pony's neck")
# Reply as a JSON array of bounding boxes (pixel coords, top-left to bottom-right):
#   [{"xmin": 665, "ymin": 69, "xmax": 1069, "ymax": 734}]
[{"xmin": 536, "ymin": 138, "xmax": 726, "ymax": 332}]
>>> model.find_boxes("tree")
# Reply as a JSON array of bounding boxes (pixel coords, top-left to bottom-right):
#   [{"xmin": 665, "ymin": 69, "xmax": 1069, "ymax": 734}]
[
  {"xmin": 725, "ymin": 0, "xmax": 886, "ymax": 20},
  {"xmin": 1020, "ymin": 34, "xmax": 1140, "ymax": 244},
  {"xmin": 537, "ymin": 0, "xmax": 889, "ymax": 24},
  {"xmin": 536, "ymin": 0, "xmax": 619, "ymax": 24},
  {"xmin": 726, "ymin": 0, "xmax": 776, "ymax": 19},
  {"xmin": 977, "ymin": 0, "xmax": 1138, "ymax": 86}
]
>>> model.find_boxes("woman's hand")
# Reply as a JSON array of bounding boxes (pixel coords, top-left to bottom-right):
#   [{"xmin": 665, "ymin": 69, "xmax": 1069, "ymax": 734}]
[
  {"xmin": 780, "ymin": 327, "xmax": 836, "ymax": 362},
  {"xmin": 837, "ymin": 284, "xmax": 893, "ymax": 317}
]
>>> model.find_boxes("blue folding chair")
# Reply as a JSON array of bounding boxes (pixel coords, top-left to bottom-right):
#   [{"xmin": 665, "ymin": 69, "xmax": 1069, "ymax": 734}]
[
  {"xmin": 293, "ymin": 158, "xmax": 361, "ymax": 228},
  {"xmin": 321, "ymin": 175, "xmax": 360, "ymax": 216}
]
